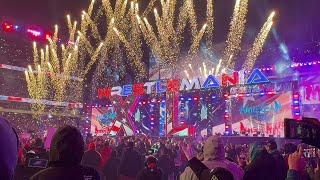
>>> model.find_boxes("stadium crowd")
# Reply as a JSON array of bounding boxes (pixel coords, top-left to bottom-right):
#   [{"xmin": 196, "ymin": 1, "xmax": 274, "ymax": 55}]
[{"xmin": 0, "ymin": 116, "xmax": 319, "ymax": 180}]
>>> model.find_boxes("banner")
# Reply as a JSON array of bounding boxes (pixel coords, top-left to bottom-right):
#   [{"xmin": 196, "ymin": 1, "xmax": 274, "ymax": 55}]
[
  {"xmin": 91, "ymin": 107, "xmax": 117, "ymax": 136},
  {"xmin": 218, "ymin": 93, "xmax": 293, "ymax": 137}
]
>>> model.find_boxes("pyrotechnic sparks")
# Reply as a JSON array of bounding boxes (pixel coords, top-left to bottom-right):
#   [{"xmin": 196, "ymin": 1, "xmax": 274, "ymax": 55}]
[
  {"xmin": 189, "ymin": 24, "xmax": 208, "ymax": 56},
  {"xmin": 205, "ymin": 0, "xmax": 214, "ymax": 50},
  {"xmin": 222, "ymin": 0, "xmax": 248, "ymax": 66},
  {"xmin": 137, "ymin": 0, "xmax": 207, "ymax": 70},
  {"xmin": 243, "ymin": 12, "xmax": 275, "ymax": 71},
  {"xmin": 25, "ymin": 64, "xmax": 46, "ymax": 118},
  {"xmin": 215, "ymin": 59, "xmax": 222, "ymax": 76},
  {"xmin": 26, "ymin": 0, "xmax": 275, "ymax": 116}
]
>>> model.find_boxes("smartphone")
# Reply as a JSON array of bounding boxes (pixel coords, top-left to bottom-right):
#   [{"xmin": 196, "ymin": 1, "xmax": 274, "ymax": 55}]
[{"xmin": 28, "ymin": 158, "xmax": 48, "ymax": 168}]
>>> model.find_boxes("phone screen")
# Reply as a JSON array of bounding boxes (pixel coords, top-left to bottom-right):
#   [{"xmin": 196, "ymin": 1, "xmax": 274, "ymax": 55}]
[{"xmin": 28, "ymin": 158, "xmax": 48, "ymax": 168}]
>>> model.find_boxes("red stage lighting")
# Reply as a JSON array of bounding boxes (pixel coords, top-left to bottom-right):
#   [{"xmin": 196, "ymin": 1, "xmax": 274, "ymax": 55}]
[
  {"xmin": 2, "ymin": 22, "xmax": 13, "ymax": 32},
  {"xmin": 193, "ymin": 97, "xmax": 198, "ymax": 101},
  {"xmin": 45, "ymin": 34, "xmax": 51, "ymax": 40},
  {"xmin": 224, "ymin": 114, "xmax": 229, "ymax": 118}
]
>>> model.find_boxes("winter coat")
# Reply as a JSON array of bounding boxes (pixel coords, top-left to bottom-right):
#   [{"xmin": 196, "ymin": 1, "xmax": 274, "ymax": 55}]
[
  {"xmin": 180, "ymin": 157, "xmax": 244, "ymax": 180},
  {"xmin": 82, "ymin": 150, "xmax": 102, "ymax": 171},
  {"xmin": 158, "ymin": 154, "xmax": 175, "ymax": 179},
  {"xmin": 30, "ymin": 161, "xmax": 100, "ymax": 180},
  {"xmin": 100, "ymin": 146, "xmax": 111, "ymax": 165},
  {"xmin": 119, "ymin": 148, "xmax": 143, "ymax": 177},
  {"xmin": 269, "ymin": 149, "xmax": 288, "ymax": 180},
  {"xmin": 101, "ymin": 157, "xmax": 120, "ymax": 180},
  {"xmin": 243, "ymin": 149, "xmax": 277, "ymax": 180}
]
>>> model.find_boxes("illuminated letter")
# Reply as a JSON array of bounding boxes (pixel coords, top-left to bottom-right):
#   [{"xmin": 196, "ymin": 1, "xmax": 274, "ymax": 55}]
[
  {"xmin": 167, "ymin": 79, "xmax": 180, "ymax": 92},
  {"xmin": 133, "ymin": 83, "xmax": 145, "ymax": 95},
  {"xmin": 98, "ymin": 87, "xmax": 111, "ymax": 99},
  {"xmin": 122, "ymin": 85, "xmax": 133, "ymax": 96},
  {"xmin": 238, "ymin": 70, "xmax": 245, "ymax": 84},
  {"xmin": 111, "ymin": 86, "xmax": 122, "ymax": 96},
  {"xmin": 245, "ymin": 68, "xmax": 270, "ymax": 84},
  {"xmin": 156, "ymin": 81, "xmax": 167, "ymax": 93},
  {"xmin": 144, "ymin": 82, "xmax": 156, "ymax": 94},
  {"xmin": 222, "ymin": 72, "xmax": 239, "ymax": 87},
  {"xmin": 179, "ymin": 77, "xmax": 201, "ymax": 91},
  {"xmin": 202, "ymin": 75, "xmax": 220, "ymax": 88}
]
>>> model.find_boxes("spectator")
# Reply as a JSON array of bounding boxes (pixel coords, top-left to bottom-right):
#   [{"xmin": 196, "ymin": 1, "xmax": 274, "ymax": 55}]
[
  {"xmin": 180, "ymin": 141, "xmax": 234, "ymax": 180},
  {"xmin": 101, "ymin": 150, "xmax": 120, "ymax": 180},
  {"xmin": 173, "ymin": 146, "xmax": 183, "ymax": 180},
  {"xmin": 30, "ymin": 126, "xmax": 100, "ymax": 180},
  {"xmin": 116, "ymin": 139, "xmax": 126, "ymax": 158},
  {"xmin": 243, "ymin": 142, "xmax": 277, "ymax": 180},
  {"xmin": 180, "ymin": 136, "xmax": 244, "ymax": 180},
  {"xmin": 158, "ymin": 148, "xmax": 175, "ymax": 180},
  {"xmin": 0, "ymin": 117, "xmax": 18, "ymax": 180},
  {"xmin": 82, "ymin": 142, "xmax": 102, "ymax": 172},
  {"xmin": 137, "ymin": 156, "xmax": 163, "ymax": 180},
  {"xmin": 119, "ymin": 141, "xmax": 143, "ymax": 180},
  {"xmin": 265, "ymin": 140, "xmax": 288, "ymax": 180},
  {"xmin": 100, "ymin": 141, "xmax": 111, "ymax": 166}
]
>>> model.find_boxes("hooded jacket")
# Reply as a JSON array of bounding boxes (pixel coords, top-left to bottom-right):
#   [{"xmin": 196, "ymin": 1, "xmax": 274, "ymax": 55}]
[
  {"xmin": 0, "ymin": 117, "xmax": 18, "ymax": 180},
  {"xmin": 180, "ymin": 136, "xmax": 244, "ymax": 180},
  {"xmin": 30, "ymin": 126, "xmax": 100, "ymax": 180},
  {"xmin": 269, "ymin": 149, "xmax": 288, "ymax": 180}
]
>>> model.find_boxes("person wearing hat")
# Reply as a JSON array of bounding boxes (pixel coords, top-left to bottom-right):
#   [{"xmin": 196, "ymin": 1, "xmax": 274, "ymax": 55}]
[
  {"xmin": 137, "ymin": 156, "xmax": 163, "ymax": 180},
  {"xmin": 0, "ymin": 117, "xmax": 18, "ymax": 180},
  {"xmin": 30, "ymin": 126, "xmax": 100, "ymax": 180},
  {"xmin": 180, "ymin": 136, "xmax": 244, "ymax": 180},
  {"xmin": 265, "ymin": 140, "xmax": 288, "ymax": 180},
  {"xmin": 101, "ymin": 150, "xmax": 120, "ymax": 180},
  {"xmin": 242, "ymin": 141, "xmax": 277, "ymax": 180},
  {"xmin": 82, "ymin": 142, "xmax": 102, "ymax": 172}
]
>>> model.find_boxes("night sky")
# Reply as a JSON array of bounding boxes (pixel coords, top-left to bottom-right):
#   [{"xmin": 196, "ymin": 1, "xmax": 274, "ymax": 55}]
[{"xmin": 0, "ymin": 0, "xmax": 319, "ymax": 64}]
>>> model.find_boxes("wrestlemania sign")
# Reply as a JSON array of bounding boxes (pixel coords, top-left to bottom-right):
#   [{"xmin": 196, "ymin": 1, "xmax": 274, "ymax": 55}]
[{"xmin": 97, "ymin": 68, "xmax": 270, "ymax": 98}]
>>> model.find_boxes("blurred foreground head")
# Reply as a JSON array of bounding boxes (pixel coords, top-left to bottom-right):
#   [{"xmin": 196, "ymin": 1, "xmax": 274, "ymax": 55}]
[
  {"xmin": 49, "ymin": 126, "xmax": 84, "ymax": 165},
  {"xmin": 0, "ymin": 116, "xmax": 18, "ymax": 180}
]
